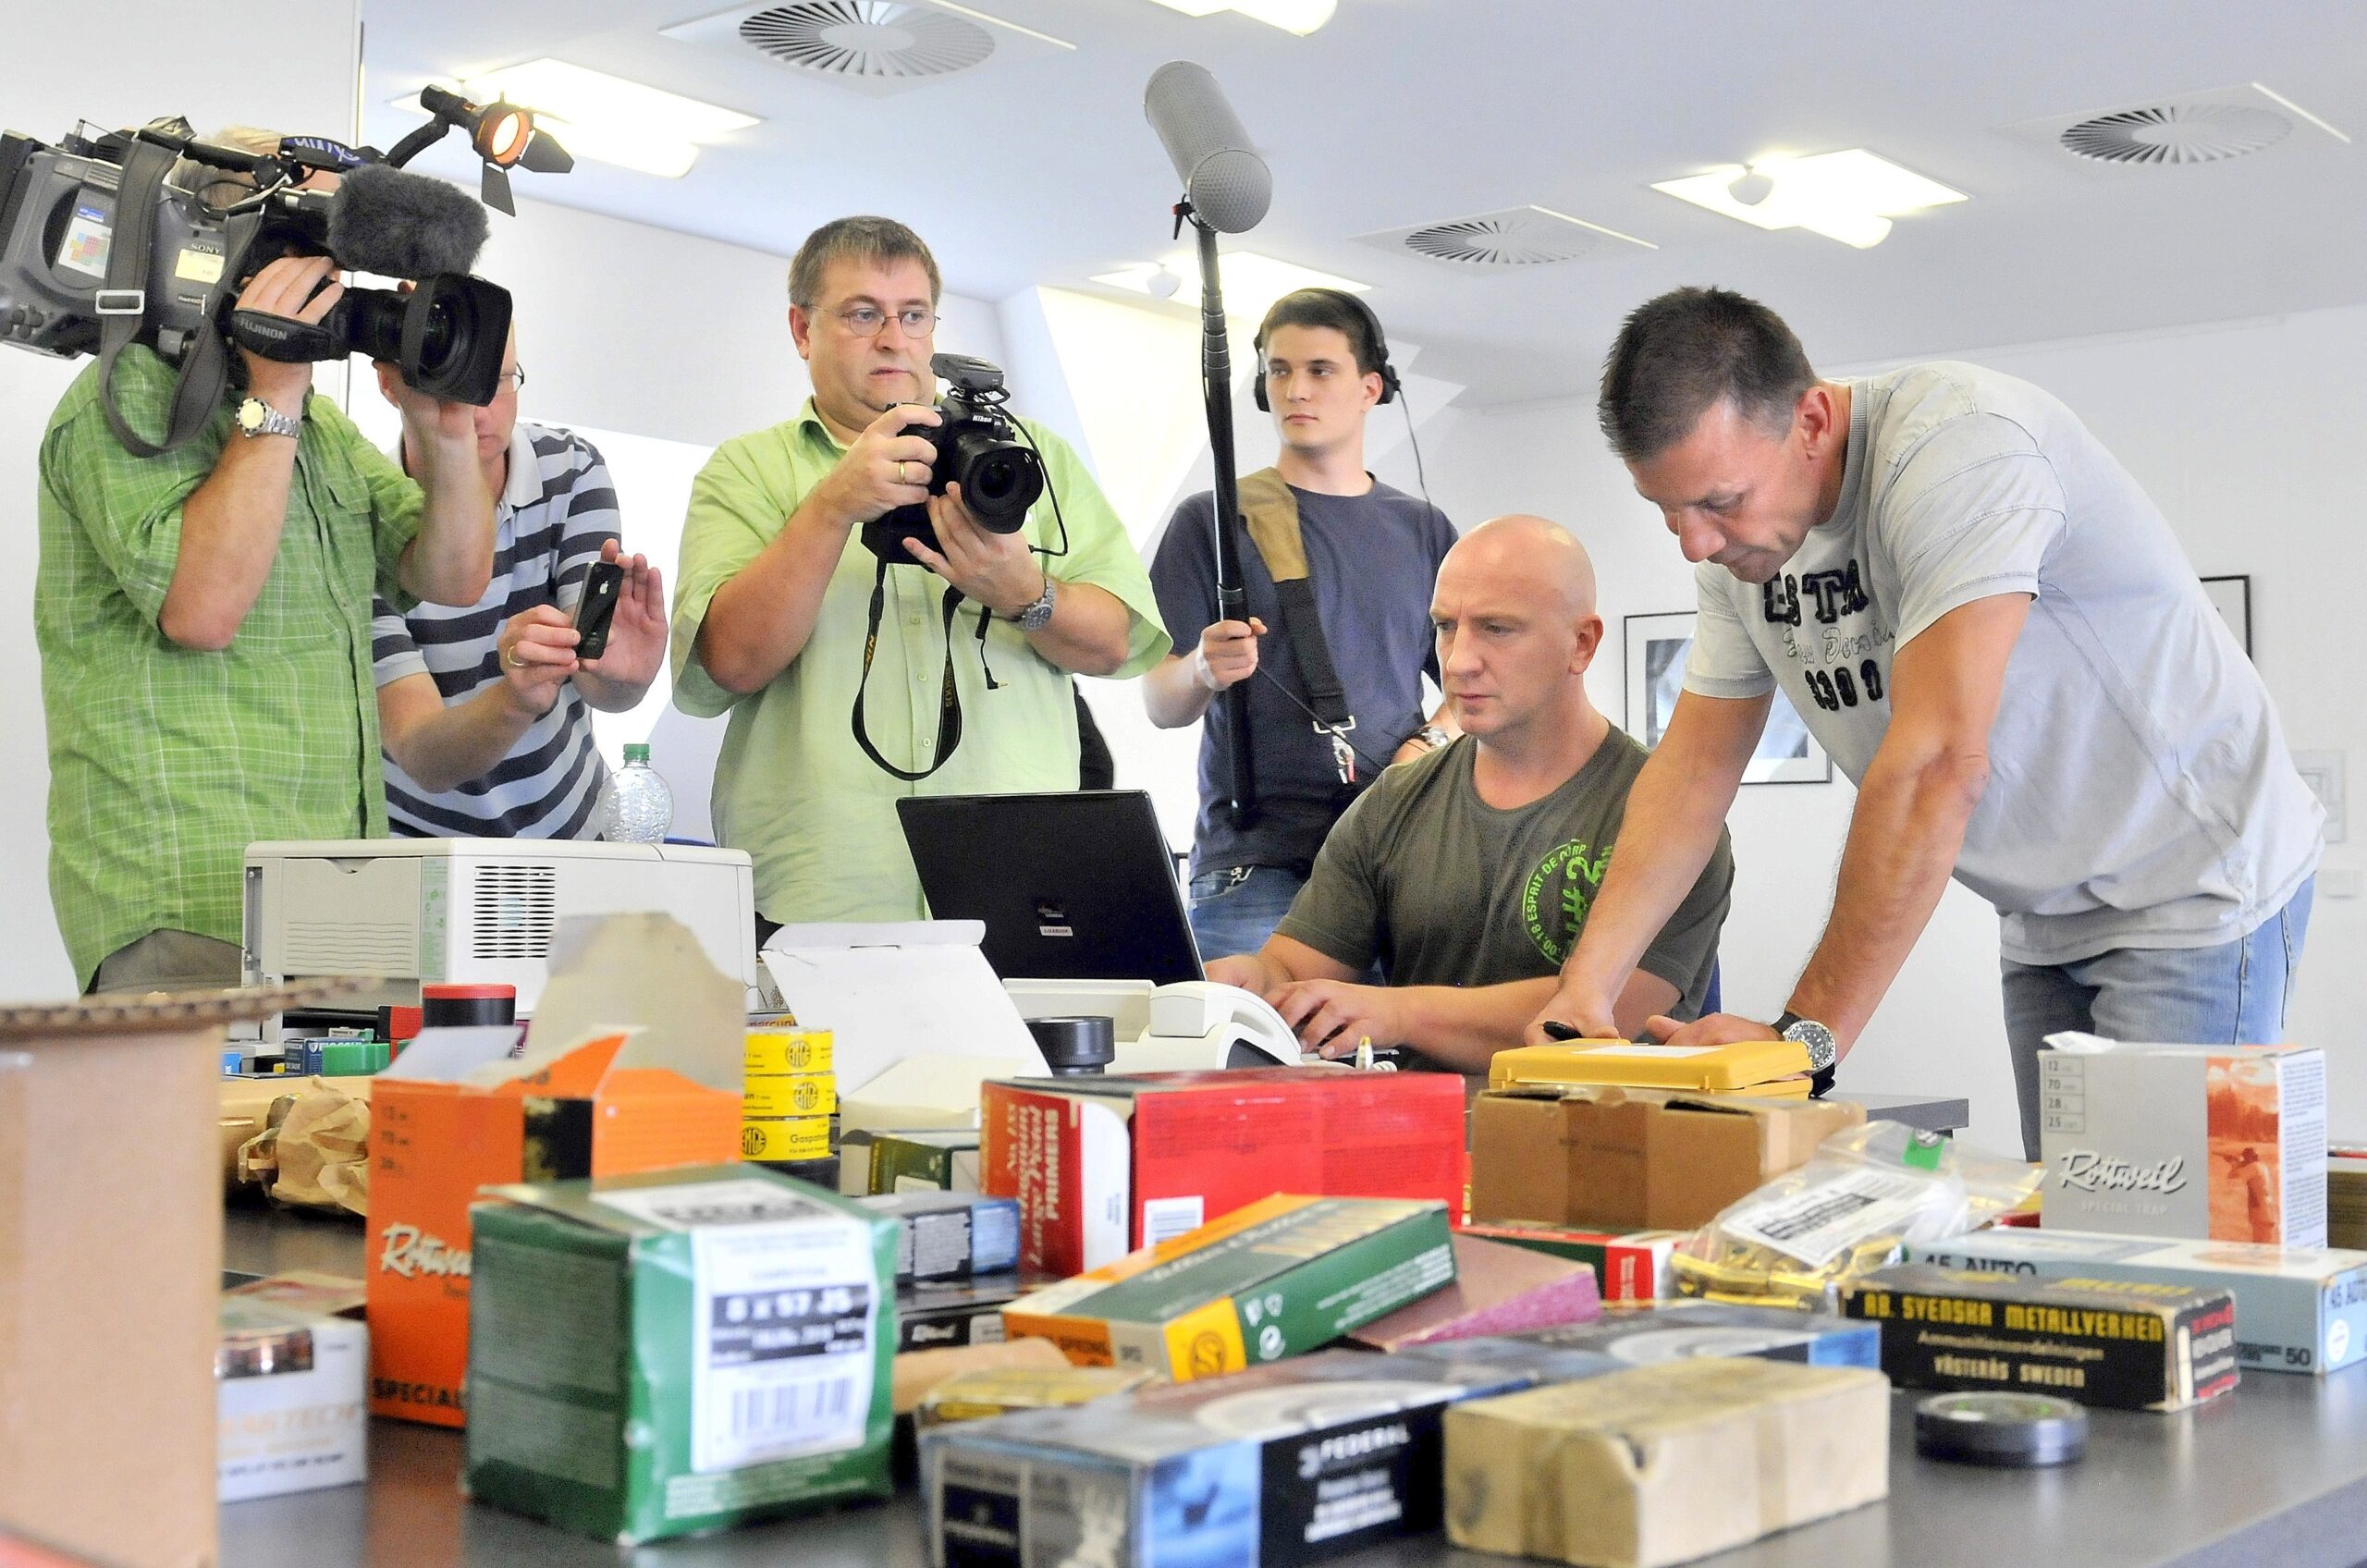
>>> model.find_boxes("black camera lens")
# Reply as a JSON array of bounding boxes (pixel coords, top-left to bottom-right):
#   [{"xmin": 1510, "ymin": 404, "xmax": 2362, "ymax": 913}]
[
  {"xmin": 330, "ymin": 273, "xmax": 510, "ymax": 405},
  {"xmin": 948, "ymin": 430, "xmax": 1044, "ymax": 532}
]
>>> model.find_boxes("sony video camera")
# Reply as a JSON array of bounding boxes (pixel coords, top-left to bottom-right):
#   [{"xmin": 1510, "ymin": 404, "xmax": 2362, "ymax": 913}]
[
  {"xmin": 863, "ymin": 353, "xmax": 1049, "ymax": 564},
  {"xmin": 0, "ymin": 89, "xmax": 569, "ymax": 450}
]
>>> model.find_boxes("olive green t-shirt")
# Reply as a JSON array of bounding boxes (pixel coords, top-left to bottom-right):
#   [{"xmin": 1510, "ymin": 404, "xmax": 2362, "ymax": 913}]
[{"xmin": 1276, "ymin": 727, "xmax": 1733, "ymax": 1016}]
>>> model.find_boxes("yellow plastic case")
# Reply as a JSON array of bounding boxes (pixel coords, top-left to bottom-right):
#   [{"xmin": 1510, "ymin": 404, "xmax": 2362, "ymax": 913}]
[
  {"xmin": 1489, "ymin": 1037, "xmax": 1812, "ymax": 1092},
  {"xmin": 740, "ymin": 1115, "xmax": 831, "ymax": 1162}
]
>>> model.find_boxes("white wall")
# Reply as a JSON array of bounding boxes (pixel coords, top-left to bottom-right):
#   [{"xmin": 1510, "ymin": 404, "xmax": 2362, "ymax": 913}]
[
  {"xmin": 1417, "ymin": 305, "xmax": 2367, "ymax": 1151},
  {"xmin": 1, "ymin": 4, "xmax": 362, "ymax": 998}
]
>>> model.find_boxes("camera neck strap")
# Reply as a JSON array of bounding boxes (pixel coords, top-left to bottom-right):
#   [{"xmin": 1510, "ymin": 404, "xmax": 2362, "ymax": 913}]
[
  {"xmin": 851, "ymin": 557, "xmax": 1003, "ymax": 782},
  {"xmin": 97, "ymin": 139, "xmax": 236, "ymax": 457}
]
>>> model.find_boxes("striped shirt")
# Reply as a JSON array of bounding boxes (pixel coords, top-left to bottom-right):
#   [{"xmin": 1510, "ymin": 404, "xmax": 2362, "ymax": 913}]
[{"xmin": 371, "ymin": 421, "xmax": 617, "ymax": 838}]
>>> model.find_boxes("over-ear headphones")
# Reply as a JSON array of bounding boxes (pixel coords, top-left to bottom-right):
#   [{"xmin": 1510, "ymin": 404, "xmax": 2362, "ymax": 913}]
[{"xmin": 1254, "ymin": 288, "xmax": 1399, "ymax": 411}]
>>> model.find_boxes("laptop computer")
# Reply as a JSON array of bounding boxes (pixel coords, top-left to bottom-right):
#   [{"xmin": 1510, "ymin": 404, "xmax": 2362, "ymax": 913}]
[{"xmin": 895, "ymin": 790, "xmax": 1204, "ymax": 986}]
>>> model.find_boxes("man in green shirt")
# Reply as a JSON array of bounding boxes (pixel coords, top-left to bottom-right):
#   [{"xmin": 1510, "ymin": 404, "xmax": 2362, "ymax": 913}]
[
  {"xmin": 37, "ymin": 253, "xmax": 494, "ymax": 992},
  {"xmin": 670, "ymin": 216, "xmax": 1168, "ymax": 930},
  {"xmin": 1206, "ymin": 516, "xmax": 1733, "ymax": 1074}
]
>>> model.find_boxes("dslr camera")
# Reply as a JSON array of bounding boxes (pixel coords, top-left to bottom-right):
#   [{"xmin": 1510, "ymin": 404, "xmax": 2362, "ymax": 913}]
[
  {"xmin": 862, "ymin": 353, "xmax": 1048, "ymax": 564},
  {"xmin": 0, "ymin": 89, "xmax": 568, "ymax": 451}
]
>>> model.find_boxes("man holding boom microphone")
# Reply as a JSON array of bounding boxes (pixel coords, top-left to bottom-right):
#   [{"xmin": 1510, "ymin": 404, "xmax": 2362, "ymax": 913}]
[
  {"xmin": 1146, "ymin": 288, "xmax": 1458, "ymax": 960},
  {"xmin": 34, "ymin": 129, "xmax": 496, "ymax": 993},
  {"xmin": 669, "ymin": 216, "xmax": 1168, "ymax": 936}
]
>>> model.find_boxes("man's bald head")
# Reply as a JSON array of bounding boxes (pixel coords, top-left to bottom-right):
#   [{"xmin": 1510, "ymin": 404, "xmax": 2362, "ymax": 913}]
[
  {"xmin": 1441, "ymin": 515, "xmax": 1598, "ymax": 619},
  {"xmin": 1430, "ymin": 515, "xmax": 1606, "ymax": 743}
]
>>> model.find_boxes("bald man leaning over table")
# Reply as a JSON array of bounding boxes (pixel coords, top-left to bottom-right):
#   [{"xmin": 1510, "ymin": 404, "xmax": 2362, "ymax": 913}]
[{"xmin": 1205, "ymin": 515, "xmax": 1734, "ymax": 1075}]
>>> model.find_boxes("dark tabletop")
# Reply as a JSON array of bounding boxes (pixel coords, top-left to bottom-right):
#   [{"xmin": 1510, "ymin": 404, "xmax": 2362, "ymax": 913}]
[{"xmin": 222, "ymin": 1206, "xmax": 2367, "ymax": 1568}]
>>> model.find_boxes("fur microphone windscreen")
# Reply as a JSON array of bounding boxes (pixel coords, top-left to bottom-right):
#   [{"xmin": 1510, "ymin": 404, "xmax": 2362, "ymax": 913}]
[{"xmin": 326, "ymin": 163, "xmax": 489, "ymax": 279}]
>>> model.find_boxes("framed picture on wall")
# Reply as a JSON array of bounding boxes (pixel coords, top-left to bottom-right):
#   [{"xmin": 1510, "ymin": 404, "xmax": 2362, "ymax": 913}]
[
  {"xmin": 2201, "ymin": 574, "xmax": 2252, "ymax": 657},
  {"xmin": 1623, "ymin": 610, "xmax": 1833, "ymax": 786}
]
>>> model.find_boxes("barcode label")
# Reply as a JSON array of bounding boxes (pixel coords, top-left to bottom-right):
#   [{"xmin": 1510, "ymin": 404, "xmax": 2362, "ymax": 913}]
[
  {"xmin": 692, "ymin": 1219, "xmax": 877, "ymax": 1474},
  {"xmin": 730, "ymin": 1375, "xmax": 857, "ymax": 1443},
  {"xmin": 1142, "ymin": 1196, "xmax": 1205, "ymax": 1247}
]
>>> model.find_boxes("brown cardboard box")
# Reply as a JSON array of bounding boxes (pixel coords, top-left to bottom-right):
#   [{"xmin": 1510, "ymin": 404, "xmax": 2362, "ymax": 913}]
[
  {"xmin": 0, "ymin": 982, "xmax": 332, "ymax": 1568},
  {"xmin": 1469, "ymin": 1084, "xmax": 1862, "ymax": 1232},
  {"xmin": 1444, "ymin": 1357, "xmax": 1890, "ymax": 1568}
]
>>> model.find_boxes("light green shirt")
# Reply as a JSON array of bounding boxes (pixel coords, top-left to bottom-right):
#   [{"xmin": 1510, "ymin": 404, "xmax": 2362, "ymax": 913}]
[
  {"xmin": 670, "ymin": 399, "xmax": 1170, "ymax": 925},
  {"xmin": 37, "ymin": 347, "xmax": 423, "ymax": 988}
]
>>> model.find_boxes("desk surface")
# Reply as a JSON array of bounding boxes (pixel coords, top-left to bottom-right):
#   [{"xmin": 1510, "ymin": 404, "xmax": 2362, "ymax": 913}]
[{"xmin": 224, "ymin": 1207, "xmax": 2367, "ymax": 1568}]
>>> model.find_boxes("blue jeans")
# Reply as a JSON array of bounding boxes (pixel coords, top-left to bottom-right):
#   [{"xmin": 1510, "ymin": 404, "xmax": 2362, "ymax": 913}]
[
  {"xmin": 1187, "ymin": 864, "xmax": 1308, "ymax": 966},
  {"xmin": 2000, "ymin": 877, "xmax": 2314, "ymax": 1159}
]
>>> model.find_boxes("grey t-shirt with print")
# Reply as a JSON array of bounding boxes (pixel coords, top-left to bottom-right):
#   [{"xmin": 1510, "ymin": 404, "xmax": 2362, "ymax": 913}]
[
  {"xmin": 1277, "ymin": 728, "xmax": 1733, "ymax": 1065},
  {"xmin": 1684, "ymin": 360, "xmax": 2322, "ymax": 966}
]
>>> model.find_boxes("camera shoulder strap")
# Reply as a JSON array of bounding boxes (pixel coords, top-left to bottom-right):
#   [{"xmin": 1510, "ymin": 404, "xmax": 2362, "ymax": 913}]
[
  {"xmin": 1237, "ymin": 467, "xmax": 1354, "ymax": 737},
  {"xmin": 852, "ymin": 557, "xmax": 969, "ymax": 782},
  {"xmin": 96, "ymin": 139, "xmax": 232, "ymax": 457}
]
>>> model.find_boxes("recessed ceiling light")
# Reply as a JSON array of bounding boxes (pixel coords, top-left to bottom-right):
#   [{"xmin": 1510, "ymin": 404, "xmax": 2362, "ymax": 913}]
[
  {"xmin": 1146, "ymin": 0, "xmax": 1337, "ymax": 36},
  {"xmin": 1653, "ymin": 149, "xmax": 1966, "ymax": 249},
  {"xmin": 1094, "ymin": 250, "xmax": 1367, "ymax": 321},
  {"xmin": 400, "ymin": 59, "xmax": 761, "ymax": 179}
]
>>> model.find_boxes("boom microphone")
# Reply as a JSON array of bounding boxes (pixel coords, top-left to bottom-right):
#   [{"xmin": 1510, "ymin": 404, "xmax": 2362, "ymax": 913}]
[
  {"xmin": 326, "ymin": 163, "xmax": 490, "ymax": 278},
  {"xmin": 1143, "ymin": 61, "xmax": 1271, "ymax": 234}
]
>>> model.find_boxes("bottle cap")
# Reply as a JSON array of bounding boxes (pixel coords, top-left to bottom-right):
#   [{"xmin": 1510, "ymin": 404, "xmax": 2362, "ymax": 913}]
[{"xmin": 624, "ymin": 742, "xmax": 650, "ymax": 764}]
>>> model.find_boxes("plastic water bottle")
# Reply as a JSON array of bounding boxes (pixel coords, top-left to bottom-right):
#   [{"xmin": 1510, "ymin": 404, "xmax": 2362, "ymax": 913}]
[{"xmin": 599, "ymin": 742, "xmax": 673, "ymax": 843}]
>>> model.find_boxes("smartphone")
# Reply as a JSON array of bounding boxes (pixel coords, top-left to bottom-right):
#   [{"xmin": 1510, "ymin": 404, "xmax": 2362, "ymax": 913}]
[{"xmin": 573, "ymin": 560, "xmax": 625, "ymax": 660}]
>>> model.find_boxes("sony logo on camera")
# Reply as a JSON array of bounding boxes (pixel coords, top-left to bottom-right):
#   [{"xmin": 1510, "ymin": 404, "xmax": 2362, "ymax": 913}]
[{"xmin": 2056, "ymin": 1150, "xmax": 2190, "ymax": 1195}]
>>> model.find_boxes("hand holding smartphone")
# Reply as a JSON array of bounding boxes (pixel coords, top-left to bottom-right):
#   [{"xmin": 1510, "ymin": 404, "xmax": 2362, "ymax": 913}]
[{"xmin": 573, "ymin": 559, "xmax": 625, "ymax": 660}]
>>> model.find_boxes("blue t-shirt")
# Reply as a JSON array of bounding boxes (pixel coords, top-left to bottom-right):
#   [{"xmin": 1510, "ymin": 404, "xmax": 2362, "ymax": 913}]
[{"xmin": 1149, "ymin": 477, "xmax": 1456, "ymax": 877}]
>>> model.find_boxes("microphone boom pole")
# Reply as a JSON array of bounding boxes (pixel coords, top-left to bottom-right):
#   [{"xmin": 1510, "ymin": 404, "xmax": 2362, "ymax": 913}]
[
  {"xmin": 1181, "ymin": 202, "xmax": 1257, "ymax": 828},
  {"xmin": 1144, "ymin": 61, "xmax": 1272, "ymax": 830}
]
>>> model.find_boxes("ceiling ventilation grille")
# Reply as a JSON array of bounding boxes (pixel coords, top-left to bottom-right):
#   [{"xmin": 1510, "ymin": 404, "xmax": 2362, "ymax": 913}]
[
  {"xmin": 741, "ymin": 2, "xmax": 991, "ymax": 80},
  {"xmin": 2059, "ymin": 103, "xmax": 2291, "ymax": 165},
  {"xmin": 1355, "ymin": 205, "xmax": 1654, "ymax": 271},
  {"xmin": 663, "ymin": 2, "xmax": 1069, "ymax": 96},
  {"xmin": 2003, "ymin": 83, "xmax": 2345, "ymax": 174}
]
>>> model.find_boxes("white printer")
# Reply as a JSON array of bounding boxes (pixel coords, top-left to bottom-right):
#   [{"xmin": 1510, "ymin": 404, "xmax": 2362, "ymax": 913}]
[{"xmin": 242, "ymin": 839, "xmax": 765, "ymax": 1016}]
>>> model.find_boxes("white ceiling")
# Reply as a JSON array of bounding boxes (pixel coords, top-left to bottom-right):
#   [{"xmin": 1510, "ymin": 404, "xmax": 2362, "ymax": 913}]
[{"xmin": 359, "ymin": 0, "xmax": 2367, "ymax": 407}]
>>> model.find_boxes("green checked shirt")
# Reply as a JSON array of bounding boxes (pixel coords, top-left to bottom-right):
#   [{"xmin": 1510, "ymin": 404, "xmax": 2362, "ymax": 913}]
[
  {"xmin": 37, "ymin": 347, "xmax": 423, "ymax": 988},
  {"xmin": 670, "ymin": 399, "xmax": 1170, "ymax": 925}
]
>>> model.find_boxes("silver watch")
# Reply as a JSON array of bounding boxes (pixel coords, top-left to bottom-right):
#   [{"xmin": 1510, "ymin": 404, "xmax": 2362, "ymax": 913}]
[
  {"xmin": 235, "ymin": 396, "xmax": 300, "ymax": 440},
  {"xmin": 1414, "ymin": 724, "xmax": 1452, "ymax": 750},
  {"xmin": 1775, "ymin": 1012, "xmax": 1840, "ymax": 1073},
  {"xmin": 1012, "ymin": 572, "xmax": 1057, "ymax": 632}
]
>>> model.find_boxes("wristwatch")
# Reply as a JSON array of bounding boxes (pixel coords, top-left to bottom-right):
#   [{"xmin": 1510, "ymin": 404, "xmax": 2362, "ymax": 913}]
[
  {"xmin": 1772, "ymin": 1011, "xmax": 1840, "ymax": 1096},
  {"xmin": 1012, "ymin": 572, "xmax": 1057, "ymax": 632},
  {"xmin": 235, "ymin": 397, "xmax": 300, "ymax": 440},
  {"xmin": 1412, "ymin": 724, "xmax": 1452, "ymax": 751}
]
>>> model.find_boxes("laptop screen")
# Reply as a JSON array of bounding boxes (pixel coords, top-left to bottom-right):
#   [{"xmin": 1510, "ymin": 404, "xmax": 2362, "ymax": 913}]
[{"xmin": 896, "ymin": 790, "xmax": 1204, "ymax": 986}]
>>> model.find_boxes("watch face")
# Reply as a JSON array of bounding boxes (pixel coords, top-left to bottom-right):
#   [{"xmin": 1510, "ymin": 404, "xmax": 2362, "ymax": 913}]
[
  {"xmin": 238, "ymin": 399, "xmax": 264, "ymax": 432},
  {"xmin": 1788, "ymin": 1025, "xmax": 1838, "ymax": 1072}
]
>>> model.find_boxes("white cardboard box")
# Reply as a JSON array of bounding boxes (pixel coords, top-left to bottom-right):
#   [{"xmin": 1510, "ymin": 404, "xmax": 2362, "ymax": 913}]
[
  {"xmin": 2039, "ymin": 1035, "xmax": 2326, "ymax": 1247},
  {"xmin": 217, "ymin": 1298, "xmax": 368, "ymax": 1501}
]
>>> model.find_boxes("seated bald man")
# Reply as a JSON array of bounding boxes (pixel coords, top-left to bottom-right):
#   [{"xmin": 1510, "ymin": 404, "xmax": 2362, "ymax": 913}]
[{"xmin": 1206, "ymin": 516, "xmax": 1735, "ymax": 1073}]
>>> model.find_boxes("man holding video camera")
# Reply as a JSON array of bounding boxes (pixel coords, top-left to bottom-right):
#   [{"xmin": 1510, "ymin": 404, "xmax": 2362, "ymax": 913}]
[
  {"xmin": 670, "ymin": 216, "xmax": 1168, "ymax": 932},
  {"xmin": 38, "ymin": 239, "xmax": 493, "ymax": 993},
  {"xmin": 369, "ymin": 327, "xmax": 666, "ymax": 838}
]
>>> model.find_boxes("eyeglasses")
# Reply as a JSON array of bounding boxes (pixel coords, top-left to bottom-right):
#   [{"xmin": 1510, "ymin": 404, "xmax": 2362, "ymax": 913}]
[
  {"xmin": 833, "ymin": 304, "xmax": 938, "ymax": 338},
  {"xmin": 495, "ymin": 365, "xmax": 526, "ymax": 393}
]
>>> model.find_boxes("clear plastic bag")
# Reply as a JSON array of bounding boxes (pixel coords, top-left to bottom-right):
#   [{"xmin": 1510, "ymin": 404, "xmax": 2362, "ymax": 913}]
[{"xmin": 1673, "ymin": 1121, "xmax": 2042, "ymax": 1310}]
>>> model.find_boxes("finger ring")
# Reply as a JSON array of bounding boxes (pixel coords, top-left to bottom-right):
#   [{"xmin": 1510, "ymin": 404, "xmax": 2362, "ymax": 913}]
[
  {"xmin": 899, "ymin": 460, "xmax": 915, "ymax": 484},
  {"xmin": 504, "ymin": 648, "xmax": 525, "ymax": 668}
]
